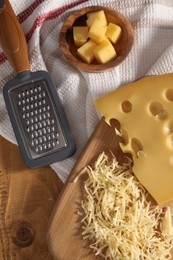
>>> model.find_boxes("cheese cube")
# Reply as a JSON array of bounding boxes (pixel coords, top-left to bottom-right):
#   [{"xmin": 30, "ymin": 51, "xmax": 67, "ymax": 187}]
[
  {"xmin": 73, "ymin": 26, "xmax": 89, "ymax": 47},
  {"xmin": 93, "ymin": 39, "xmax": 117, "ymax": 64},
  {"xmin": 106, "ymin": 23, "xmax": 122, "ymax": 44},
  {"xmin": 86, "ymin": 10, "xmax": 107, "ymax": 27},
  {"xmin": 88, "ymin": 19, "xmax": 107, "ymax": 44},
  {"xmin": 77, "ymin": 39, "xmax": 97, "ymax": 64}
]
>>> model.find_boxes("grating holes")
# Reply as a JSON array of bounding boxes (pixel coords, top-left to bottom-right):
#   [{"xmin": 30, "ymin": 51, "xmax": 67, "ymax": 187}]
[
  {"xmin": 121, "ymin": 100, "xmax": 132, "ymax": 113},
  {"xmin": 26, "ymin": 126, "xmax": 30, "ymax": 133},
  {"xmin": 165, "ymin": 89, "xmax": 173, "ymax": 101}
]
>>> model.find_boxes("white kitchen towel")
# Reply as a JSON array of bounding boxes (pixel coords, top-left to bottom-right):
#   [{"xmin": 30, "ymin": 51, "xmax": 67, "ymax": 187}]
[{"xmin": 0, "ymin": 0, "xmax": 173, "ymax": 182}]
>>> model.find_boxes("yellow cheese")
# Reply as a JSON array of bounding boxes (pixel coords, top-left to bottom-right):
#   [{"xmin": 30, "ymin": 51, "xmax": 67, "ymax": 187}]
[
  {"xmin": 93, "ymin": 39, "xmax": 117, "ymax": 64},
  {"xmin": 73, "ymin": 26, "xmax": 89, "ymax": 47},
  {"xmin": 86, "ymin": 10, "xmax": 107, "ymax": 27},
  {"xmin": 106, "ymin": 22, "xmax": 122, "ymax": 44},
  {"xmin": 95, "ymin": 73, "xmax": 173, "ymax": 204},
  {"xmin": 161, "ymin": 207, "xmax": 173, "ymax": 236},
  {"xmin": 77, "ymin": 39, "xmax": 97, "ymax": 64},
  {"xmin": 71, "ymin": 10, "xmax": 121, "ymax": 65},
  {"xmin": 88, "ymin": 19, "xmax": 107, "ymax": 44}
]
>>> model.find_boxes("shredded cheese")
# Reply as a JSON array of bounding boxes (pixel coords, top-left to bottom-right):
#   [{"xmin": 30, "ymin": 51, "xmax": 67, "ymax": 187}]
[
  {"xmin": 80, "ymin": 152, "xmax": 173, "ymax": 259},
  {"xmin": 161, "ymin": 207, "xmax": 173, "ymax": 237}
]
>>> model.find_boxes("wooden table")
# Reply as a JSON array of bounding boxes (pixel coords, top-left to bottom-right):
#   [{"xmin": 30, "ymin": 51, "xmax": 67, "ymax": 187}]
[{"xmin": 0, "ymin": 136, "xmax": 64, "ymax": 260}]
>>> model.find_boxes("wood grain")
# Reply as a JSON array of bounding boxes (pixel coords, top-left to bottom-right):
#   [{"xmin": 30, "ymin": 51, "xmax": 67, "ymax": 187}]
[
  {"xmin": 48, "ymin": 119, "xmax": 128, "ymax": 260},
  {"xmin": 60, "ymin": 6, "xmax": 134, "ymax": 72},
  {"xmin": 0, "ymin": 136, "xmax": 64, "ymax": 260}
]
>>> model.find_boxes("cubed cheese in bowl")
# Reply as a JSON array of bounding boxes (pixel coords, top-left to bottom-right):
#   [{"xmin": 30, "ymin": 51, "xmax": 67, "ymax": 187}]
[{"xmin": 59, "ymin": 6, "xmax": 134, "ymax": 72}]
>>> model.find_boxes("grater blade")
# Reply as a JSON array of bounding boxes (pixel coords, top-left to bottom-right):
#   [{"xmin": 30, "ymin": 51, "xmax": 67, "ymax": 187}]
[{"xmin": 10, "ymin": 80, "xmax": 67, "ymax": 159}]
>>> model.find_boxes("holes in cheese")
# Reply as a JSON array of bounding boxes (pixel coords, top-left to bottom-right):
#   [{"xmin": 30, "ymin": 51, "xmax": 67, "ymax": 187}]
[
  {"xmin": 149, "ymin": 101, "xmax": 163, "ymax": 116},
  {"xmin": 131, "ymin": 138, "xmax": 144, "ymax": 158},
  {"xmin": 149, "ymin": 101, "xmax": 167, "ymax": 119},
  {"xmin": 121, "ymin": 100, "xmax": 132, "ymax": 113},
  {"xmin": 95, "ymin": 73, "xmax": 173, "ymax": 204},
  {"xmin": 165, "ymin": 89, "xmax": 173, "ymax": 101},
  {"xmin": 164, "ymin": 120, "xmax": 173, "ymax": 135}
]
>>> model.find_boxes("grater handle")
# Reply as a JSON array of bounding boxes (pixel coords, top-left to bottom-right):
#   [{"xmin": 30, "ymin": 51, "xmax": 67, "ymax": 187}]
[{"xmin": 0, "ymin": 0, "xmax": 30, "ymax": 74}]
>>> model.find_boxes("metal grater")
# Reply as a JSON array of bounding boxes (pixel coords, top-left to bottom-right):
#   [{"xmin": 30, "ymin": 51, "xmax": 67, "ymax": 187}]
[
  {"xmin": 3, "ymin": 71, "xmax": 76, "ymax": 168},
  {"xmin": 11, "ymin": 80, "xmax": 67, "ymax": 159}
]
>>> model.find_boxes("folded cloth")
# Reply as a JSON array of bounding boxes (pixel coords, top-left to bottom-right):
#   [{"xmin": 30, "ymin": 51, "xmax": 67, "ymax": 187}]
[{"xmin": 0, "ymin": 0, "xmax": 173, "ymax": 182}]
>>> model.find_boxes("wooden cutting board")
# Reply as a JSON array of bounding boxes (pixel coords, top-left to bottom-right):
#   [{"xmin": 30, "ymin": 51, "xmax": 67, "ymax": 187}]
[{"xmin": 47, "ymin": 118, "xmax": 173, "ymax": 260}]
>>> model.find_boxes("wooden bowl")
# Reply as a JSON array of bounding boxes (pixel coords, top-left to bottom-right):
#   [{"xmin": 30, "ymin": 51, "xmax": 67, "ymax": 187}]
[{"xmin": 59, "ymin": 6, "xmax": 134, "ymax": 72}]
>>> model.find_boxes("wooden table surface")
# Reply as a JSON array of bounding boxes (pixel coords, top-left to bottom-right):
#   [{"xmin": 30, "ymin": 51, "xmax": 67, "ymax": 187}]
[{"xmin": 0, "ymin": 135, "xmax": 64, "ymax": 260}]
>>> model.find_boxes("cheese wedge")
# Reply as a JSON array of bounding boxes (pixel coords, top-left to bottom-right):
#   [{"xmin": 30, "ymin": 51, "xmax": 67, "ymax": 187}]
[{"xmin": 95, "ymin": 73, "xmax": 173, "ymax": 204}]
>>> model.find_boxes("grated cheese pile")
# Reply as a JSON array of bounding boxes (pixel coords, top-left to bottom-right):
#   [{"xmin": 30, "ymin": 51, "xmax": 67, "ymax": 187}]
[{"xmin": 80, "ymin": 152, "xmax": 173, "ymax": 259}]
